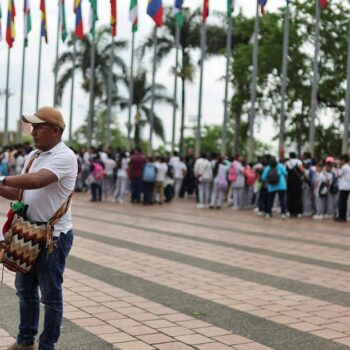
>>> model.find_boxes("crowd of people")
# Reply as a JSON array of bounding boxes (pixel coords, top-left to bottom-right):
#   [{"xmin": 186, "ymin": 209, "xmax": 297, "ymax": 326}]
[{"xmin": 3, "ymin": 143, "xmax": 350, "ymax": 222}]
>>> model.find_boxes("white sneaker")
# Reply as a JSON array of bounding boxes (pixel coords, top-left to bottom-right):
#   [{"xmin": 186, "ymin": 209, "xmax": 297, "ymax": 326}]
[
  {"xmin": 197, "ymin": 204, "xmax": 204, "ymax": 209},
  {"xmin": 281, "ymin": 214, "xmax": 287, "ymax": 220},
  {"xmin": 265, "ymin": 214, "xmax": 272, "ymax": 219},
  {"xmin": 313, "ymin": 215, "xmax": 324, "ymax": 220},
  {"xmin": 118, "ymin": 199, "xmax": 124, "ymax": 204},
  {"xmin": 297, "ymin": 214, "xmax": 303, "ymax": 218},
  {"xmin": 254, "ymin": 208, "xmax": 259, "ymax": 212},
  {"xmin": 257, "ymin": 211, "xmax": 264, "ymax": 216}
]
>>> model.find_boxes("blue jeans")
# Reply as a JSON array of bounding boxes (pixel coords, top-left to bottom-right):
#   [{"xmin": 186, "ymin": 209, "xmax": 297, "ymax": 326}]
[
  {"xmin": 15, "ymin": 230, "xmax": 74, "ymax": 350},
  {"xmin": 131, "ymin": 177, "xmax": 142, "ymax": 202},
  {"xmin": 267, "ymin": 190, "xmax": 286, "ymax": 216}
]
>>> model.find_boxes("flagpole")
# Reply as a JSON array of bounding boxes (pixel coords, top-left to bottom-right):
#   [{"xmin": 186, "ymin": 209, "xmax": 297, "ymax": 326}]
[
  {"xmin": 248, "ymin": 0, "xmax": 260, "ymax": 163},
  {"xmin": 278, "ymin": 1, "xmax": 290, "ymax": 158},
  {"xmin": 106, "ymin": 34, "xmax": 115, "ymax": 147},
  {"xmin": 172, "ymin": 23, "xmax": 180, "ymax": 155},
  {"xmin": 221, "ymin": 11, "xmax": 233, "ymax": 157},
  {"xmin": 53, "ymin": 3, "xmax": 61, "ymax": 107},
  {"xmin": 88, "ymin": 38, "xmax": 96, "ymax": 147},
  {"xmin": 309, "ymin": 0, "xmax": 321, "ymax": 157},
  {"xmin": 36, "ymin": 35, "xmax": 43, "ymax": 111},
  {"xmin": 148, "ymin": 26, "xmax": 158, "ymax": 156},
  {"xmin": 195, "ymin": 22, "xmax": 206, "ymax": 158},
  {"xmin": 4, "ymin": 48, "xmax": 11, "ymax": 146},
  {"xmin": 128, "ymin": 30, "xmax": 135, "ymax": 149},
  {"xmin": 343, "ymin": 22, "xmax": 350, "ymax": 154},
  {"xmin": 69, "ymin": 36, "xmax": 77, "ymax": 143},
  {"xmin": 19, "ymin": 40, "xmax": 27, "ymax": 141}
]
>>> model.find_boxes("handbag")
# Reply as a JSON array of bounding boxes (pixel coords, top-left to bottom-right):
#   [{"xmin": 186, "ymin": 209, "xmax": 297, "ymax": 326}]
[{"xmin": 0, "ymin": 151, "xmax": 73, "ymax": 273}]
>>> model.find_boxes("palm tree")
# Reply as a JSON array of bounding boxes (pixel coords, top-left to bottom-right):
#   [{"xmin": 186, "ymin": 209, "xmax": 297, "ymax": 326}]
[
  {"xmin": 121, "ymin": 69, "xmax": 173, "ymax": 148},
  {"xmin": 55, "ymin": 26, "xmax": 127, "ymax": 141},
  {"xmin": 140, "ymin": 7, "xmax": 227, "ymax": 155}
]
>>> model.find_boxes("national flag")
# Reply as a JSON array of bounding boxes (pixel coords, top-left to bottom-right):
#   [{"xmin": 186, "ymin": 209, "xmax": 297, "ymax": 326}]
[
  {"xmin": 320, "ymin": 0, "xmax": 327, "ymax": 9},
  {"xmin": 59, "ymin": 0, "xmax": 67, "ymax": 42},
  {"xmin": 74, "ymin": 0, "xmax": 84, "ymax": 39},
  {"xmin": 172, "ymin": 0, "xmax": 184, "ymax": 27},
  {"xmin": 147, "ymin": 0, "xmax": 163, "ymax": 28},
  {"xmin": 0, "ymin": 3, "xmax": 3, "ymax": 41},
  {"xmin": 227, "ymin": 0, "xmax": 235, "ymax": 17},
  {"xmin": 202, "ymin": 0, "xmax": 209, "ymax": 23},
  {"xmin": 23, "ymin": 0, "xmax": 32, "ymax": 47},
  {"xmin": 111, "ymin": 0, "xmax": 116, "ymax": 36},
  {"xmin": 40, "ymin": 0, "xmax": 48, "ymax": 43},
  {"xmin": 89, "ymin": 0, "xmax": 98, "ymax": 38},
  {"xmin": 6, "ymin": 0, "xmax": 16, "ymax": 48},
  {"xmin": 129, "ymin": 0, "xmax": 138, "ymax": 33},
  {"xmin": 258, "ymin": 0, "xmax": 267, "ymax": 15}
]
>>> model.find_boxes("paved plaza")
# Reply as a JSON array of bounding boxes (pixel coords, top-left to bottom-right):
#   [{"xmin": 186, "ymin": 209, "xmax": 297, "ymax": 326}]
[{"xmin": 1, "ymin": 194, "xmax": 350, "ymax": 349}]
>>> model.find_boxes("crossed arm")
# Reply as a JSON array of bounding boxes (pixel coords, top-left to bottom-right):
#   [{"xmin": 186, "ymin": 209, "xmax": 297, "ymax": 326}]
[{"xmin": 0, "ymin": 169, "xmax": 58, "ymax": 201}]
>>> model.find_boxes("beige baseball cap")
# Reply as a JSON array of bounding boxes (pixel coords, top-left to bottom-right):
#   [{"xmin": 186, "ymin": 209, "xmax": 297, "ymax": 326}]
[{"xmin": 22, "ymin": 106, "xmax": 65, "ymax": 130}]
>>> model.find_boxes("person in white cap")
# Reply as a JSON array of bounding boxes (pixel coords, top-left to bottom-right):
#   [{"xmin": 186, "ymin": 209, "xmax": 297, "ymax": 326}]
[{"xmin": 2, "ymin": 107, "xmax": 77, "ymax": 350}]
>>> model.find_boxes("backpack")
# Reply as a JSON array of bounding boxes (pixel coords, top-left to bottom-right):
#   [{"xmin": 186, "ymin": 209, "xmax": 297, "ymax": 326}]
[
  {"xmin": 267, "ymin": 167, "xmax": 280, "ymax": 185},
  {"xmin": 228, "ymin": 163, "xmax": 237, "ymax": 182},
  {"xmin": 143, "ymin": 163, "xmax": 157, "ymax": 183},
  {"xmin": 244, "ymin": 167, "xmax": 256, "ymax": 186},
  {"xmin": 307, "ymin": 169, "xmax": 316, "ymax": 188},
  {"xmin": 92, "ymin": 162, "xmax": 105, "ymax": 180},
  {"xmin": 330, "ymin": 173, "xmax": 339, "ymax": 195},
  {"xmin": 319, "ymin": 182, "xmax": 329, "ymax": 198}
]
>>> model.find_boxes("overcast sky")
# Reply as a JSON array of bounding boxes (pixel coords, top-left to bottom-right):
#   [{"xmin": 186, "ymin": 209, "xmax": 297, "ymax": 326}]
[{"xmin": 0, "ymin": 0, "xmax": 281, "ymax": 148}]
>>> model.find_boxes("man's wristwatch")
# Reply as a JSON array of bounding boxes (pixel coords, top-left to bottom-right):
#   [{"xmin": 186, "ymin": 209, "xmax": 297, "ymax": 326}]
[{"xmin": 0, "ymin": 176, "xmax": 6, "ymax": 186}]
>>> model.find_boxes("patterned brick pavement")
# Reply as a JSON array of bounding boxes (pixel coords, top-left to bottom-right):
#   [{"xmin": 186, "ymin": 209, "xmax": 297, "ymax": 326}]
[{"xmin": 1, "ymin": 193, "xmax": 350, "ymax": 349}]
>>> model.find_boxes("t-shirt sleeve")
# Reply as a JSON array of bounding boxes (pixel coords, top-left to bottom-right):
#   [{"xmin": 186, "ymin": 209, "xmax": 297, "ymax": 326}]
[{"xmin": 42, "ymin": 152, "xmax": 77, "ymax": 181}]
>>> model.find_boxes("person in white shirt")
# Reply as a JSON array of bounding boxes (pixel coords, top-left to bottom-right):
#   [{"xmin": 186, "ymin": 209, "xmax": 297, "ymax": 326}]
[
  {"xmin": 337, "ymin": 154, "xmax": 350, "ymax": 221},
  {"xmin": 113, "ymin": 152, "xmax": 130, "ymax": 203},
  {"xmin": 0, "ymin": 107, "xmax": 77, "ymax": 350},
  {"xmin": 153, "ymin": 157, "xmax": 168, "ymax": 204},
  {"xmin": 173, "ymin": 157, "xmax": 187, "ymax": 198},
  {"xmin": 230, "ymin": 155, "xmax": 245, "ymax": 209},
  {"xmin": 102, "ymin": 154, "xmax": 116, "ymax": 201},
  {"xmin": 194, "ymin": 153, "xmax": 213, "ymax": 208}
]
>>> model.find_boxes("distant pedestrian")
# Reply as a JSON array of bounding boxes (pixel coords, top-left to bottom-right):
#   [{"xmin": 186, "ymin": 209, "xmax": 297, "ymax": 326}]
[
  {"xmin": 336, "ymin": 154, "xmax": 350, "ymax": 222},
  {"xmin": 194, "ymin": 153, "xmax": 213, "ymax": 208}
]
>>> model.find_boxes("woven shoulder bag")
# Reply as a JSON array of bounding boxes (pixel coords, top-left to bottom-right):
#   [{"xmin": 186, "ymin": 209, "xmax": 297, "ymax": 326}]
[{"xmin": 0, "ymin": 151, "xmax": 73, "ymax": 273}]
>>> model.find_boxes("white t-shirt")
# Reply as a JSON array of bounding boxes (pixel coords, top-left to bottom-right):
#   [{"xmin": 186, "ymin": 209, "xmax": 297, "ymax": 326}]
[
  {"xmin": 117, "ymin": 158, "xmax": 130, "ymax": 177},
  {"xmin": 22, "ymin": 142, "xmax": 78, "ymax": 237},
  {"xmin": 155, "ymin": 162, "xmax": 168, "ymax": 182},
  {"xmin": 173, "ymin": 161, "xmax": 187, "ymax": 179},
  {"xmin": 103, "ymin": 158, "xmax": 116, "ymax": 176},
  {"xmin": 15, "ymin": 155, "xmax": 25, "ymax": 175},
  {"xmin": 339, "ymin": 163, "xmax": 350, "ymax": 191}
]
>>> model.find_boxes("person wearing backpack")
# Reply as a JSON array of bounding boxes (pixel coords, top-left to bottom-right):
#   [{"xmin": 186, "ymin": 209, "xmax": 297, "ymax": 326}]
[
  {"xmin": 302, "ymin": 160, "xmax": 314, "ymax": 216},
  {"xmin": 313, "ymin": 163, "xmax": 329, "ymax": 219},
  {"xmin": 130, "ymin": 147, "xmax": 147, "ymax": 203},
  {"xmin": 194, "ymin": 153, "xmax": 213, "ymax": 208},
  {"xmin": 324, "ymin": 157, "xmax": 339, "ymax": 219},
  {"xmin": 244, "ymin": 162, "xmax": 256, "ymax": 208},
  {"xmin": 210, "ymin": 157, "xmax": 228, "ymax": 209},
  {"xmin": 261, "ymin": 157, "xmax": 288, "ymax": 219},
  {"xmin": 230, "ymin": 155, "xmax": 245, "ymax": 209},
  {"xmin": 142, "ymin": 157, "xmax": 157, "ymax": 205},
  {"xmin": 90, "ymin": 155, "xmax": 105, "ymax": 202},
  {"xmin": 336, "ymin": 154, "xmax": 350, "ymax": 222}
]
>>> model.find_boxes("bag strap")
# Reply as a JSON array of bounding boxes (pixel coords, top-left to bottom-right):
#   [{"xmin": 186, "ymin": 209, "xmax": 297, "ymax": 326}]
[{"xmin": 19, "ymin": 151, "xmax": 41, "ymax": 202}]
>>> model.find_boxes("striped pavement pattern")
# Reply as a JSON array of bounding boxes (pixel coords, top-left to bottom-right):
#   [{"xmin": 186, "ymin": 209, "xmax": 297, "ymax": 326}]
[{"xmin": 1, "ymin": 193, "xmax": 350, "ymax": 349}]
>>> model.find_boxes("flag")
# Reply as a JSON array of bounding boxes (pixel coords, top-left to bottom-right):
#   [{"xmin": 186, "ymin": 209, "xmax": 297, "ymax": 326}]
[
  {"xmin": 74, "ymin": 0, "xmax": 84, "ymax": 39},
  {"xmin": 227, "ymin": 0, "xmax": 235, "ymax": 17},
  {"xmin": 40, "ymin": 0, "xmax": 48, "ymax": 43},
  {"xmin": 129, "ymin": 0, "xmax": 138, "ymax": 33},
  {"xmin": 202, "ymin": 0, "xmax": 209, "ymax": 23},
  {"xmin": 59, "ymin": 0, "xmax": 67, "ymax": 42},
  {"xmin": 320, "ymin": 0, "xmax": 327, "ymax": 9},
  {"xmin": 172, "ymin": 0, "xmax": 184, "ymax": 27},
  {"xmin": 89, "ymin": 0, "xmax": 98, "ymax": 38},
  {"xmin": 23, "ymin": 0, "xmax": 31, "ymax": 46},
  {"xmin": 111, "ymin": 0, "xmax": 116, "ymax": 36},
  {"xmin": 0, "ymin": 3, "xmax": 2, "ymax": 41},
  {"xmin": 258, "ymin": 0, "xmax": 267, "ymax": 15},
  {"xmin": 147, "ymin": 0, "xmax": 163, "ymax": 27},
  {"xmin": 6, "ymin": 0, "xmax": 16, "ymax": 48}
]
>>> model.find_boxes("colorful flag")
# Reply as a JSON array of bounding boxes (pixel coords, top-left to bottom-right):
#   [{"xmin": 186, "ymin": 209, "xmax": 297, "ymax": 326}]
[
  {"xmin": 59, "ymin": 0, "xmax": 67, "ymax": 42},
  {"xmin": 172, "ymin": 0, "xmax": 184, "ymax": 27},
  {"xmin": 320, "ymin": 0, "xmax": 327, "ymax": 9},
  {"xmin": 227, "ymin": 0, "xmax": 235, "ymax": 17},
  {"xmin": 258, "ymin": 0, "xmax": 267, "ymax": 15},
  {"xmin": 6, "ymin": 0, "xmax": 16, "ymax": 48},
  {"xmin": 74, "ymin": 0, "xmax": 84, "ymax": 39},
  {"xmin": 40, "ymin": 0, "xmax": 48, "ymax": 43},
  {"xmin": 0, "ymin": 3, "xmax": 2, "ymax": 41},
  {"xmin": 23, "ymin": 0, "xmax": 32, "ymax": 46},
  {"xmin": 111, "ymin": 0, "xmax": 116, "ymax": 36},
  {"xmin": 147, "ymin": 0, "xmax": 163, "ymax": 27},
  {"xmin": 129, "ymin": 0, "xmax": 138, "ymax": 33},
  {"xmin": 202, "ymin": 0, "xmax": 209, "ymax": 23},
  {"xmin": 89, "ymin": 0, "xmax": 98, "ymax": 38}
]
